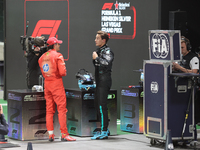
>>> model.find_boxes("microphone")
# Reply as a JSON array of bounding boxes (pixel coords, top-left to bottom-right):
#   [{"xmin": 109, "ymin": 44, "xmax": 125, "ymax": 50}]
[{"xmin": 25, "ymin": 21, "xmax": 29, "ymax": 36}]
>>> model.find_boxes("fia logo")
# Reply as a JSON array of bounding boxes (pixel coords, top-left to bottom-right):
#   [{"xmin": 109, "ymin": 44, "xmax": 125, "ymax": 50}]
[
  {"xmin": 151, "ymin": 82, "xmax": 159, "ymax": 93},
  {"xmin": 151, "ymin": 33, "xmax": 169, "ymax": 59}
]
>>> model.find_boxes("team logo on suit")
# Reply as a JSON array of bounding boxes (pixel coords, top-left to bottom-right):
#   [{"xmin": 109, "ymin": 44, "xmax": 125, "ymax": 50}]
[{"xmin": 43, "ymin": 64, "xmax": 49, "ymax": 72}]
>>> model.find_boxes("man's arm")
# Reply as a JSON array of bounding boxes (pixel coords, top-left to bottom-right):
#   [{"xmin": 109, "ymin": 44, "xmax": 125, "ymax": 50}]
[
  {"xmin": 57, "ymin": 54, "xmax": 67, "ymax": 76},
  {"xmin": 173, "ymin": 63, "xmax": 197, "ymax": 73},
  {"xmin": 190, "ymin": 56, "xmax": 199, "ymax": 73},
  {"xmin": 93, "ymin": 49, "xmax": 114, "ymax": 66},
  {"xmin": 173, "ymin": 56, "xmax": 199, "ymax": 73},
  {"xmin": 27, "ymin": 49, "xmax": 41, "ymax": 70}
]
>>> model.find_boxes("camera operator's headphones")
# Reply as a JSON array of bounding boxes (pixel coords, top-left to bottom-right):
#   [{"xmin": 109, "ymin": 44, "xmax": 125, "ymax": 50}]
[{"xmin": 181, "ymin": 36, "xmax": 192, "ymax": 51}]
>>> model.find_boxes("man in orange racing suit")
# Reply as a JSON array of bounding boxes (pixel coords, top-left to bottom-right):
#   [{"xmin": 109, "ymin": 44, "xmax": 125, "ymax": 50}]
[{"xmin": 38, "ymin": 37, "xmax": 76, "ymax": 142}]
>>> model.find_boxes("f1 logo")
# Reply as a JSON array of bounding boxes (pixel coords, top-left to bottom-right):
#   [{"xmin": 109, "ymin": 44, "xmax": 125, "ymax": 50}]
[
  {"xmin": 102, "ymin": 3, "xmax": 113, "ymax": 10},
  {"xmin": 24, "ymin": 0, "xmax": 69, "ymax": 61},
  {"xmin": 32, "ymin": 20, "xmax": 61, "ymax": 38},
  {"xmin": 101, "ymin": 2, "xmax": 136, "ymax": 39}
]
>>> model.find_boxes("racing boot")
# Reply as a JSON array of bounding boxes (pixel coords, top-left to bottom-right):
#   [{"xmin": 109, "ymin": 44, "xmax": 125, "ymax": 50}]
[
  {"xmin": 91, "ymin": 130, "xmax": 101, "ymax": 140},
  {"xmin": 49, "ymin": 134, "xmax": 55, "ymax": 142},
  {"xmin": 97, "ymin": 131, "xmax": 108, "ymax": 140},
  {"xmin": 61, "ymin": 133, "xmax": 76, "ymax": 141}
]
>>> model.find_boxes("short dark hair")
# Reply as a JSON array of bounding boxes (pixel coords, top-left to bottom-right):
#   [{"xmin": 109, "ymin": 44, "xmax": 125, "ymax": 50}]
[
  {"xmin": 97, "ymin": 30, "xmax": 109, "ymax": 43},
  {"xmin": 47, "ymin": 45, "xmax": 54, "ymax": 50}
]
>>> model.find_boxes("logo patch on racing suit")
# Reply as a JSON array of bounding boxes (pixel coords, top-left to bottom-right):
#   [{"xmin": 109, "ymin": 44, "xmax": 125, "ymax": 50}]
[{"xmin": 43, "ymin": 64, "xmax": 49, "ymax": 72}]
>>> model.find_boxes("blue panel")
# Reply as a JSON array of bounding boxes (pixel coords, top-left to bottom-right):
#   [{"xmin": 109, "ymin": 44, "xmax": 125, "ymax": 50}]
[
  {"xmin": 173, "ymin": 33, "xmax": 181, "ymax": 60},
  {"xmin": 8, "ymin": 99, "xmax": 22, "ymax": 140},
  {"xmin": 144, "ymin": 61, "xmax": 194, "ymax": 139},
  {"xmin": 167, "ymin": 76, "xmax": 192, "ymax": 137},
  {"xmin": 120, "ymin": 87, "xmax": 143, "ymax": 133},
  {"xmin": 144, "ymin": 63, "xmax": 165, "ymax": 136}
]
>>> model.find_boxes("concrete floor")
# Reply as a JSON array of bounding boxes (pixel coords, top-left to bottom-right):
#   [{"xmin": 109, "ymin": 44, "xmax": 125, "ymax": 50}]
[
  {"xmin": 1, "ymin": 133, "xmax": 200, "ymax": 150},
  {"xmin": 1, "ymin": 91, "xmax": 200, "ymax": 150}
]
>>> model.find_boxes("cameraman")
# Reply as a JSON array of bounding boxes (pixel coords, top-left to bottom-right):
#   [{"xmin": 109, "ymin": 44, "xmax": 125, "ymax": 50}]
[{"xmin": 26, "ymin": 37, "xmax": 46, "ymax": 89}]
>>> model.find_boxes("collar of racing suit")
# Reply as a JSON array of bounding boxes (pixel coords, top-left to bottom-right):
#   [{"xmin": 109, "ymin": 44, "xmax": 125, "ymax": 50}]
[{"xmin": 96, "ymin": 44, "xmax": 108, "ymax": 52}]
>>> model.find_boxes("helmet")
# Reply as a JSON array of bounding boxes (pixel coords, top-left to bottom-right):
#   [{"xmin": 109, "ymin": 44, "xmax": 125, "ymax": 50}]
[{"xmin": 75, "ymin": 69, "xmax": 96, "ymax": 91}]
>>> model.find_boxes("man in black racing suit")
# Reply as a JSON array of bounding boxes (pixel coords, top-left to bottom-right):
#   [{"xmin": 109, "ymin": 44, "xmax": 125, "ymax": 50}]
[{"xmin": 91, "ymin": 30, "xmax": 114, "ymax": 140}]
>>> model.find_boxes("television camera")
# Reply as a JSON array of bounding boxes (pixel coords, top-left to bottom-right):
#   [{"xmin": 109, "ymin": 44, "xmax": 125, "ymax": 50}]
[{"xmin": 20, "ymin": 21, "xmax": 47, "ymax": 56}]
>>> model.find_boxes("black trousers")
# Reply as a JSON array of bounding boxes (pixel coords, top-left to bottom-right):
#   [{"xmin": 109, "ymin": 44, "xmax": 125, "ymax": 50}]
[
  {"xmin": 95, "ymin": 74, "xmax": 111, "ymax": 131},
  {"xmin": 0, "ymin": 114, "xmax": 9, "ymax": 135}
]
